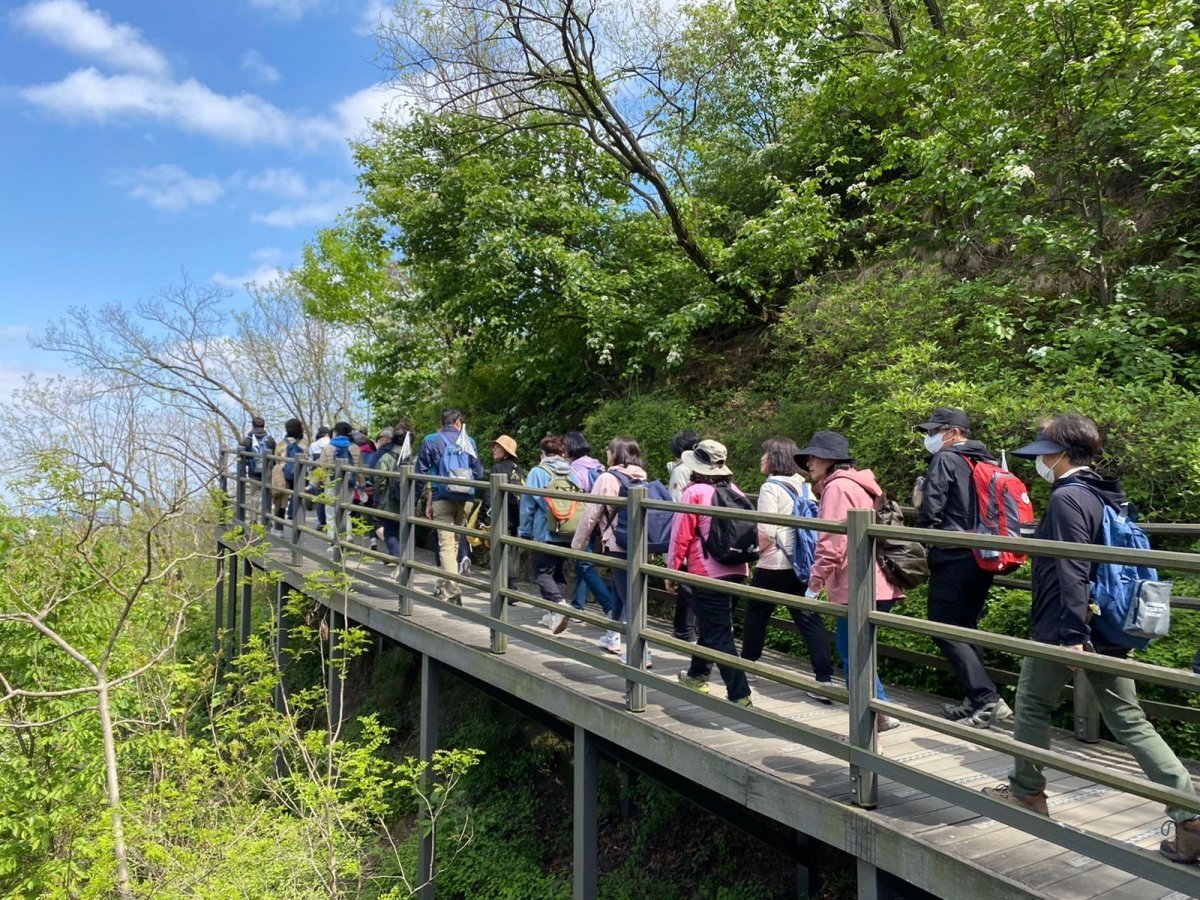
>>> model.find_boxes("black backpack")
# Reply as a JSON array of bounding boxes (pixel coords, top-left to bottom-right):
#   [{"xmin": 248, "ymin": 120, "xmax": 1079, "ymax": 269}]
[{"xmin": 700, "ymin": 484, "xmax": 760, "ymax": 565}]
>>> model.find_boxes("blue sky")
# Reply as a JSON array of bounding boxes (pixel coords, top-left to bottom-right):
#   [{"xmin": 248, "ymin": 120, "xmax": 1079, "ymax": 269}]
[{"xmin": 0, "ymin": 0, "xmax": 403, "ymax": 396}]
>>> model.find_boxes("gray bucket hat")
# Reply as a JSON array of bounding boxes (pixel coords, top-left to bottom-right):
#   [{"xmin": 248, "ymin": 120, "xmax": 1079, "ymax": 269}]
[{"xmin": 682, "ymin": 439, "xmax": 733, "ymax": 477}]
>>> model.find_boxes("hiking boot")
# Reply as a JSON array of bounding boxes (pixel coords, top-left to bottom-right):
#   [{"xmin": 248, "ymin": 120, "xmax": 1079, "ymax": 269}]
[
  {"xmin": 942, "ymin": 698, "xmax": 972, "ymax": 720},
  {"xmin": 678, "ymin": 672, "xmax": 710, "ymax": 694},
  {"xmin": 1160, "ymin": 818, "xmax": 1200, "ymax": 864},
  {"xmin": 980, "ymin": 784, "xmax": 1049, "ymax": 816},
  {"xmin": 734, "ymin": 695, "xmax": 753, "ymax": 708},
  {"xmin": 960, "ymin": 698, "xmax": 1014, "ymax": 729}
]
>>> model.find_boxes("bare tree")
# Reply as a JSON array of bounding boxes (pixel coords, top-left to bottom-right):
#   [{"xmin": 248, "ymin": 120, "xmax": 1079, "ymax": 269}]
[{"xmin": 379, "ymin": 0, "xmax": 767, "ymax": 317}]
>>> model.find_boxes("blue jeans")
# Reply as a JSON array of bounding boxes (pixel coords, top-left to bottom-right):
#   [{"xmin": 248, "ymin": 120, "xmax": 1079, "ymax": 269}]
[
  {"xmin": 382, "ymin": 519, "xmax": 400, "ymax": 559},
  {"xmin": 572, "ymin": 560, "xmax": 613, "ymax": 613},
  {"xmin": 604, "ymin": 550, "xmax": 627, "ymax": 624},
  {"xmin": 834, "ymin": 600, "xmax": 895, "ymax": 702}
]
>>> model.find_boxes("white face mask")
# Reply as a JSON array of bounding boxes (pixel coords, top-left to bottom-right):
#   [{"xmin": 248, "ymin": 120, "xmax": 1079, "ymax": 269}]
[
  {"xmin": 1035, "ymin": 455, "xmax": 1057, "ymax": 484},
  {"xmin": 923, "ymin": 432, "xmax": 945, "ymax": 454}
]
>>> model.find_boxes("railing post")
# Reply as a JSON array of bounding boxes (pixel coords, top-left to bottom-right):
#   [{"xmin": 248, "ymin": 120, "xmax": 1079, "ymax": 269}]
[
  {"xmin": 290, "ymin": 457, "xmax": 304, "ymax": 567},
  {"xmin": 1074, "ymin": 671, "xmax": 1101, "ymax": 743},
  {"xmin": 489, "ymin": 473, "xmax": 509, "ymax": 654},
  {"xmin": 226, "ymin": 545, "xmax": 238, "ymax": 660},
  {"xmin": 330, "ymin": 460, "xmax": 345, "ymax": 563},
  {"xmin": 397, "ymin": 464, "xmax": 415, "ymax": 615},
  {"xmin": 846, "ymin": 507, "xmax": 879, "ymax": 809},
  {"xmin": 214, "ymin": 541, "xmax": 225, "ymax": 664},
  {"xmin": 625, "ymin": 484, "xmax": 648, "ymax": 713},
  {"xmin": 274, "ymin": 579, "xmax": 289, "ymax": 715},
  {"xmin": 260, "ymin": 452, "xmax": 272, "ymax": 531},
  {"xmin": 235, "ymin": 453, "xmax": 248, "ymax": 524}
]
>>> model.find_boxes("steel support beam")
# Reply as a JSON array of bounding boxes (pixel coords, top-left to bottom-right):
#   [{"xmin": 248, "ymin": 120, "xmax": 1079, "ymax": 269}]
[
  {"xmin": 418, "ymin": 653, "xmax": 440, "ymax": 900},
  {"xmin": 573, "ymin": 725, "xmax": 598, "ymax": 900}
]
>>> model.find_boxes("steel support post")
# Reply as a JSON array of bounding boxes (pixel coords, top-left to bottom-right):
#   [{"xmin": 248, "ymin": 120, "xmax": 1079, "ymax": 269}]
[
  {"xmin": 214, "ymin": 542, "xmax": 225, "ymax": 659},
  {"xmin": 855, "ymin": 858, "xmax": 893, "ymax": 900},
  {"xmin": 489, "ymin": 473, "xmax": 509, "ymax": 654},
  {"xmin": 417, "ymin": 653, "xmax": 441, "ymax": 900},
  {"xmin": 260, "ymin": 453, "xmax": 272, "ymax": 530},
  {"xmin": 1073, "ymin": 671, "xmax": 1101, "ymax": 743},
  {"xmin": 573, "ymin": 725, "xmax": 598, "ymax": 900},
  {"xmin": 290, "ymin": 461, "xmax": 304, "ymax": 567},
  {"xmin": 398, "ymin": 464, "xmax": 415, "ymax": 615},
  {"xmin": 795, "ymin": 832, "xmax": 820, "ymax": 900},
  {"xmin": 846, "ymin": 507, "xmax": 879, "ymax": 809},
  {"xmin": 226, "ymin": 548, "xmax": 238, "ymax": 659},
  {"xmin": 330, "ymin": 462, "xmax": 345, "ymax": 564},
  {"xmin": 328, "ymin": 607, "xmax": 345, "ymax": 733},
  {"xmin": 274, "ymin": 579, "xmax": 289, "ymax": 715},
  {"xmin": 240, "ymin": 555, "xmax": 253, "ymax": 652},
  {"xmin": 625, "ymin": 485, "xmax": 648, "ymax": 712}
]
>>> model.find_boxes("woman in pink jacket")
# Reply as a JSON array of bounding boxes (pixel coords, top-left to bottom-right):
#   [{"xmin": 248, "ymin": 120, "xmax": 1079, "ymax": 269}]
[
  {"xmin": 667, "ymin": 439, "xmax": 752, "ymax": 707},
  {"xmin": 797, "ymin": 431, "xmax": 902, "ymax": 731}
]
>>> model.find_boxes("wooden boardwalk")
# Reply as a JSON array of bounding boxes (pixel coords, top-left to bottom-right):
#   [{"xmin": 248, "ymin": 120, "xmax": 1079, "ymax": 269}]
[{"xmin": 237, "ymin": 532, "xmax": 1200, "ymax": 900}]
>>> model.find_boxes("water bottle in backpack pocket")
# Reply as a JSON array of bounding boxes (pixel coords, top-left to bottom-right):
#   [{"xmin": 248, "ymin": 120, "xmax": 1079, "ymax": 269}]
[
  {"xmin": 438, "ymin": 435, "xmax": 476, "ymax": 498},
  {"xmin": 966, "ymin": 458, "xmax": 1034, "ymax": 574},
  {"xmin": 1060, "ymin": 483, "xmax": 1172, "ymax": 648}
]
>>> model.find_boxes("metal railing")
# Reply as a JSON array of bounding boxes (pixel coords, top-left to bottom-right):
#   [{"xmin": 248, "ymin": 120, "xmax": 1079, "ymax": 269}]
[{"xmin": 220, "ymin": 446, "xmax": 1200, "ymax": 895}]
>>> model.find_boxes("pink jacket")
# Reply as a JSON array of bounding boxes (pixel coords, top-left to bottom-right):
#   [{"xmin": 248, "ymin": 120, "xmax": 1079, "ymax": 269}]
[
  {"xmin": 807, "ymin": 468, "xmax": 904, "ymax": 606},
  {"xmin": 668, "ymin": 482, "xmax": 750, "ymax": 580},
  {"xmin": 571, "ymin": 465, "xmax": 647, "ymax": 553}
]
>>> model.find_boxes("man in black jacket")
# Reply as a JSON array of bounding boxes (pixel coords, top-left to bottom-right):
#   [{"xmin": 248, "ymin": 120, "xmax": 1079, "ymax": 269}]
[
  {"xmin": 982, "ymin": 414, "xmax": 1200, "ymax": 863},
  {"xmin": 915, "ymin": 407, "xmax": 1012, "ymax": 728}
]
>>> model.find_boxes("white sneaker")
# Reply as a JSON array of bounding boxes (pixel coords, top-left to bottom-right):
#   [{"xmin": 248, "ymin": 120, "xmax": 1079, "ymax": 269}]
[
  {"xmin": 618, "ymin": 647, "xmax": 653, "ymax": 668},
  {"xmin": 598, "ymin": 630, "xmax": 622, "ymax": 654}
]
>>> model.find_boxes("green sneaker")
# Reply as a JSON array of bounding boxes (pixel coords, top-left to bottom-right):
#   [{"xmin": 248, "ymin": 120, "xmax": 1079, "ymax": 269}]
[
  {"xmin": 677, "ymin": 672, "xmax": 710, "ymax": 694},
  {"xmin": 734, "ymin": 696, "xmax": 754, "ymax": 708}
]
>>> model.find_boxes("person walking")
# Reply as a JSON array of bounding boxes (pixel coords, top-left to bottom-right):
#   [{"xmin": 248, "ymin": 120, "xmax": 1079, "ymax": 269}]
[
  {"xmin": 269, "ymin": 418, "xmax": 306, "ymax": 531},
  {"xmin": 307, "ymin": 425, "xmax": 332, "ymax": 532},
  {"xmin": 314, "ymin": 422, "xmax": 363, "ymax": 551},
  {"xmin": 518, "ymin": 435, "xmax": 581, "ymax": 633},
  {"xmin": 666, "ymin": 429, "xmax": 701, "ymax": 642},
  {"xmin": 798, "ymin": 431, "xmax": 902, "ymax": 732},
  {"xmin": 373, "ymin": 422, "xmax": 413, "ymax": 565},
  {"xmin": 416, "ymin": 409, "xmax": 485, "ymax": 604},
  {"xmin": 915, "ymin": 407, "xmax": 1013, "ymax": 728},
  {"xmin": 566, "ymin": 431, "xmax": 614, "ymax": 616},
  {"xmin": 572, "ymin": 436, "xmax": 648, "ymax": 658},
  {"xmin": 982, "ymin": 414, "xmax": 1200, "ymax": 864},
  {"xmin": 668, "ymin": 439, "xmax": 753, "ymax": 708},
  {"xmin": 741, "ymin": 437, "xmax": 834, "ymax": 702}
]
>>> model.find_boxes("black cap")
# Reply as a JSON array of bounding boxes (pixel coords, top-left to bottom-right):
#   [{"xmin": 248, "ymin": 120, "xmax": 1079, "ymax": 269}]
[
  {"xmin": 915, "ymin": 407, "xmax": 971, "ymax": 433},
  {"xmin": 794, "ymin": 431, "xmax": 854, "ymax": 466},
  {"xmin": 1012, "ymin": 430, "xmax": 1070, "ymax": 459}
]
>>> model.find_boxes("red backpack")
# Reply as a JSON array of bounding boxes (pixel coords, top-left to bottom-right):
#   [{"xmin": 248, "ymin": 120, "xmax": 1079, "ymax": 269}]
[{"xmin": 967, "ymin": 457, "xmax": 1034, "ymax": 574}]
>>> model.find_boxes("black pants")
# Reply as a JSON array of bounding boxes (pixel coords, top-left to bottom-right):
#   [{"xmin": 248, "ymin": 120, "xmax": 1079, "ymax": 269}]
[
  {"xmin": 687, "ymin": 575, "xmax": 751, "ymax": 702},
  {"xmin": 927, "ymin": 552, "xmax": 998, "ymax": 707},
  {"xmin": 533, "ymin": 549, "xmax": 568, "ymax": 604},
  {"xmin": 673, "ymin": 585, "xmax": 697, "ymax": 640},
  {"xmin": 741, "ymin": 567, "xmax": 833, "ymax": 682}
]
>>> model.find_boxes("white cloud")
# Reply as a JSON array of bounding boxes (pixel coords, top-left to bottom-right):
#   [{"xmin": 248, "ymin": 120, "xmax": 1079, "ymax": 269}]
[
  {"xmin": 241, "ymin": 167, "xmax": 312, "ymax": 199},
  {"xmin": 241, "ymin": 48, "xmax": 281, "ymax": 84},
  {"xmin": 333, "ymin": 82, "xmax": 410, "ymax": 143},
  {"xmin": 110, "ymin": 164, "xmax": 225, "ymax": 211},
  {"xmin": 357, "ymin": 0, "xmax": 393, "ymax": 35},
  {"xmin": 21, "ymin": 68, "xmax": 338, "ymax": 148},
  {"xmin": 12, "ymin": 0, "xmax": 170, "ymax": 75},
  {"xmin": 251, "ymin": 193, "xmax": 354, "ymax": 229},
  {"xmin": 244, "ymin": 0, "xmax": 323, "ymax": 20},
  {"xmin": 213, "ymin": 265, "xmax": 286, "ymax": 291}
]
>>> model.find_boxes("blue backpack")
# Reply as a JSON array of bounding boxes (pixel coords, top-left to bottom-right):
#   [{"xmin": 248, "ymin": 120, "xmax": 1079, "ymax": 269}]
[
  {"xmin": 437, "ymin": 434, "xmax": 476, "ymax": 499},
  {"xmin": 1060, "ymin": 483, "xmax": 1172, "ymax": 649},
  {"xmin": 607, "ymin": 470, "xmax": 674, "ymax": 554},
  {"xmin": 282, "ymin": 439, "xmax": 305, "ymax": 484},
  {"xmin": 768, "ymin": 478, "xmax": 819, "ymax": 583}
]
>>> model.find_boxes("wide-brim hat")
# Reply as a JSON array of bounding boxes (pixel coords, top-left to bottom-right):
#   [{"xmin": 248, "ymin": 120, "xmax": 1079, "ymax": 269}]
[
  {"xmin": 915, "ymin": 407, "xmax": 971, "ymax": 433},
  {"xmin": 682, "ymin": 439, "xmax": 732, "ymax": 477},
  {"xmin": 491, "ymin": 435, "xmax": 518, "ymax": 458},
  {"xmin": 1012, "ymin": 430, "xmax": 1069, "ymax": 459},
  {"xmin": 794, "ymin": 431, "xmax": 854, "ymax": 466}
]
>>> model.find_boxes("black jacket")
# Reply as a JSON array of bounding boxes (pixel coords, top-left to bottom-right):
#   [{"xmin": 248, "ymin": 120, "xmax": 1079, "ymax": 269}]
[
  {"xmin": 1028, "ymin": 469, "xmax": 1126, "ymax": 650},
  {"xmin": 916, "ymin": 440, "xmax": 996, "ymax": 561},
  {"xmin": 483, "ymin": 458, "xmax": 525, "ymax": 532}
]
